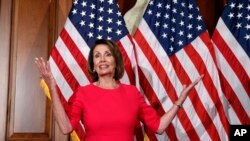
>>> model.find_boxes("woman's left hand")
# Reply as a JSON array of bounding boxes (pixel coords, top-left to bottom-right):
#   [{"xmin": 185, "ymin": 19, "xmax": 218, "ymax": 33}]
[{"xmin": 175, "ymin": 74, "xmax": 204, "ymax": 106}]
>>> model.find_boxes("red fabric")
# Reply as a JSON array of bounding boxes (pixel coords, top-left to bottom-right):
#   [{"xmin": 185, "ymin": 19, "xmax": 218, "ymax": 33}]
[{"xmin": 67, "ymin": 83, "xmax": 160, "ymax": 141}]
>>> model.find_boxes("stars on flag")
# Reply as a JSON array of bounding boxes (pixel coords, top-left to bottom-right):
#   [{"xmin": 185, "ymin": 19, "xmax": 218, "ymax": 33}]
[
  {"xmin": 143, "ymin": 0, "xmax": 206, "ymax": 56},
  {"xmin": 225, "ymin": 1, "xmax": 250, "ymax": 42},
  {"xmin": 68, "ymin": 0, "xmax": 128, "ymax": 46}
]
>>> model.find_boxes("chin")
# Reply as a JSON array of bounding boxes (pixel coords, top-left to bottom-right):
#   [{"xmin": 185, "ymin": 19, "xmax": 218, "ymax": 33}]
[{"xmin": 98, "ymin": 71, "xmax": 113, "ymax": 76}]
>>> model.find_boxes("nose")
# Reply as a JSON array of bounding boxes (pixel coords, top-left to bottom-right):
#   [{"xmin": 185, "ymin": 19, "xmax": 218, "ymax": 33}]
[{"xmin": 100, "ymin": 55, "xmax": 105, "ymax": 62}]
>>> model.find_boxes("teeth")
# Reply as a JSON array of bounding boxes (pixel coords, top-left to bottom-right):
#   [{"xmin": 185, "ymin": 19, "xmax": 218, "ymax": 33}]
[{"xmin": 99, "ymin": 65, "xmax": 108, "ymax": 69}]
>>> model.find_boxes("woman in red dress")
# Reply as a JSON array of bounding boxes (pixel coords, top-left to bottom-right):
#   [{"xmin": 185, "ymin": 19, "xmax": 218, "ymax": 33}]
[{"xmin": 35, "ymin": 39, "xmax": 203, "ymax": 141}]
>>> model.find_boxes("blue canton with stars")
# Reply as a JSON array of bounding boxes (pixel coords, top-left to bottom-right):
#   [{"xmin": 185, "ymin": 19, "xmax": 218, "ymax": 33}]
[
  {"xmin": 221, "ymin": 0, "xmax": 250, "ymax": 58},
  {"xmin": 143, "ymin": 0, "xmax": 206, "ymax": 56},
  {"xmin": 68, "ymin": 0, "xmax": 129, "ymax": 47}
]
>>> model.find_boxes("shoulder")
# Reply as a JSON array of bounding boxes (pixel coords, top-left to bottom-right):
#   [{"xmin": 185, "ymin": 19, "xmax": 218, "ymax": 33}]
[
  {"xmin": 68, "ymin": 84, "xmax": 94, "ymax": 103},
  {"xmin": 120, "ymin": 83, "xmax": 138, "ymax": 91},
  {"xmin": 71, "ymin": 83, "xmax": 95, "ymax": 97},
  {"xmin": 120, "ymin": 83, "xmax": 142, "ymax": 97},
  {"xmin": 120, "ymin": 83, "xmax": 145, "ymax": 104},
  {"xmin": 76, "ymin": 83, "xmax": 94, "ymax": 91}
]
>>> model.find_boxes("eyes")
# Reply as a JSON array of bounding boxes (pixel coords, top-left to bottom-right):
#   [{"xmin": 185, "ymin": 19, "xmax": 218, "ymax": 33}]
[{"xmin": 94, "ymin": 51, "xmax": 112, "ymax": 59}]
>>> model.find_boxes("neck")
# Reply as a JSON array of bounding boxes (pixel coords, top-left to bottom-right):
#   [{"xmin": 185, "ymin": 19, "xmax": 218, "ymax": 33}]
[{"xmin": 96, "ymin": 77, "xmax": 118, "ymax": 89}]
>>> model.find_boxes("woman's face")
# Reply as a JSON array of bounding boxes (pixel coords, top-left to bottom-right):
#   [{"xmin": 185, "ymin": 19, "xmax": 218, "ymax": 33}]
[{"xmin": 93, "ymin": 44, "xmax": 116, "ymax": 78}]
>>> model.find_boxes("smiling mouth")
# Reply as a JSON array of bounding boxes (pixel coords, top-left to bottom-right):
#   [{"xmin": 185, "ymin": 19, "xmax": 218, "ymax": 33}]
[{"xmin": 99, "ymin": 64, "xmax": 109, "ymax": 69}]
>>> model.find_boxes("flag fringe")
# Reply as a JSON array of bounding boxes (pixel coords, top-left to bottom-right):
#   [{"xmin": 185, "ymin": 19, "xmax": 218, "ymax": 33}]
[
  {"xmin": 40, "ymin": 79, "xmax": 80, "ymax": 141},
  {"xmin": 40, "ymin": 79, "xmax": 51, "ymax": 100},
  {"xmin": 144, "ymin": 132, "xmax": 150, "ymax": 141},
  {"xmin": 71, "ymin": 131, "xmax": 81, "ymax": 141}
]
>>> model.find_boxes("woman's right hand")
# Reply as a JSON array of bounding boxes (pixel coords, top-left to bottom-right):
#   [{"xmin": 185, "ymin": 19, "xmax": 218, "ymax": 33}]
[
  {"xmin": 35, "ymin": 57, "xmax": 73, "ymax": 134},
  {"xmin": 34, "ymin": 57, "xmax": 56, "ymax": 89}
]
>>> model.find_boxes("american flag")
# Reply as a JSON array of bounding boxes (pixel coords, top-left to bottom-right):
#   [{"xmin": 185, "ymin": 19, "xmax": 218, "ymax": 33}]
[
  {"xmin": 48, "ymin": 0, "xmax": 138, "ymax": 140},
  {"xmin": 212, "ymin": 0, "xmax": 250, "ymax": 125},
  {"xmin": 133, "ymin": 0, "xmax": 229, "ymax": 140}
]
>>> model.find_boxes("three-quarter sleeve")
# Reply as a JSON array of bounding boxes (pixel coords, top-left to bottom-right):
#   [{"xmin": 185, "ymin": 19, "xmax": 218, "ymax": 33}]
[{"xmin": 136, "ymin": 89, "xmax": 160, "ymax": 133}]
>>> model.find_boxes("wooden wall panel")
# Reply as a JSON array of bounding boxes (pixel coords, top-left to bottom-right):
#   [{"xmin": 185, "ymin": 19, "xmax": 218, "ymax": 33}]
[
  {"xmin": 53, "ymin": 1, "xmax": 73, "ymax": 141},
  {"xmin": 7, "ymin": 0, "xmax": 52, "ymax": 140},
  {"xmin": 56, "ymin": 0, "xmax": 73, "ymax": 35},
  {"xmin": 0, "ymin": 0, "xmax": 11, "ymax": 140}
]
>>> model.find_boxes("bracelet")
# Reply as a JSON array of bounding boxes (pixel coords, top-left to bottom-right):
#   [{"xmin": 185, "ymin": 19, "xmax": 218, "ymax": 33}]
[{"xmin": 174, "ymin": 102, "xmax": 182, "ymax": 109}]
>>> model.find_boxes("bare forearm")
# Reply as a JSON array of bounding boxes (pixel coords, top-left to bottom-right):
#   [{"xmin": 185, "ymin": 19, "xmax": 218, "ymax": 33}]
[
  {"xmin": 35, "ymin": 58, "xmax": 73, "ymax": 134},
  {"xmin": 157, "ymin": 104, "xmax": 180, "ymax": 134},
  {"xmin": 50, "ymin": 87, "xmax": 73, "ymax": 134},
  {"xmin": 156, "ymin": 75, "xmax": 203, "ymax": 134}
]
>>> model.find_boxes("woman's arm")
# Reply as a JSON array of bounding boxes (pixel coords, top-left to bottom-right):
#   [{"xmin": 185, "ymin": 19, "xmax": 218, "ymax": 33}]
[
  {"xmin": 35, "ymin": 57, "xmax": 73, "ymax": 134},
  {"xmin": 156, "ymin": 75, "xmax": 204, "ymax": 134}
]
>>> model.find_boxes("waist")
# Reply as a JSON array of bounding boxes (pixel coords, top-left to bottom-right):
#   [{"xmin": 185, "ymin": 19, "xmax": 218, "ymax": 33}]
[{"xmin": 85, "ymin": 132, "xmax": 134, "ymax": 141}]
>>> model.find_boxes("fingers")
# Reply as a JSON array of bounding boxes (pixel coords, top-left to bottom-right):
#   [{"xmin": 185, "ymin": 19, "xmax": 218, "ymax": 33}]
[
  {"xmin": 182, "ymin": 74, "xmax": 204, "ymax": 93},
  {"xmin": 194, "ymin": 74, "xmax": 204, "ymax": 84},
  {"xmin": 191, "ymin": 74, "xmax": 204, "ymax": 85},
  {"xmin": 176, "ymin": 74, "xmax": 205, "ymax": 106},
  {"xmin": 46, "ymin": 61, "xmax": 51, "ymax": 72},
  {"xmin": 34, "ymin": 57, "xmax": 44, "ymax": 67},
  {"xmin": 35, "ymin": 58, "xmax": 45, "ymax": 73},
  {"xmin": 41, "ymin": 57, "xmax": 47, "ymax": 69},
  {"xmin": 35, "ymin": 58, "xmax": 43, "ymax": 73},
  {"xmin": 34, "ymin": 57, "xmax": 51, "ymax": 78}
]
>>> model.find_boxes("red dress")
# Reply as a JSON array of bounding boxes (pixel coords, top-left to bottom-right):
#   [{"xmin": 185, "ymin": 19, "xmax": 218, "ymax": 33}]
[{"xmin": 67, "ymin": 83, "xmax": 160, "ymax": 141}]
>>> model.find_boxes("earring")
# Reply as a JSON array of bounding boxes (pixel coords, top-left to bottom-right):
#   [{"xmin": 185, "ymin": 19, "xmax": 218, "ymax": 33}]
[{"xmin": 93, "ymin": 69, "xmax": 95, "ymax": 72}]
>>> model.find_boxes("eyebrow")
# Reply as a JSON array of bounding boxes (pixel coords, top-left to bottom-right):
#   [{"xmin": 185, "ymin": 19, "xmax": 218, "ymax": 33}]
[{"xmin": 94, "ymin": 50, "xmax": 111, "ymax": 54}]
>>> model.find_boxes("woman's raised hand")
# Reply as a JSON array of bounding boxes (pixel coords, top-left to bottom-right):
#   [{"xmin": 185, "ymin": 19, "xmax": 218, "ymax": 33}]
[
  {"xmin": 34, "ymin": 57, "xmax": 56, "ymax": 89},
  {"xmin": 175, "ymin": 74, "xmax": 204, "ymax": 107},
  {"xmin": 35, "ymin": 57, "xmax": 73, "ymax": 133}
]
